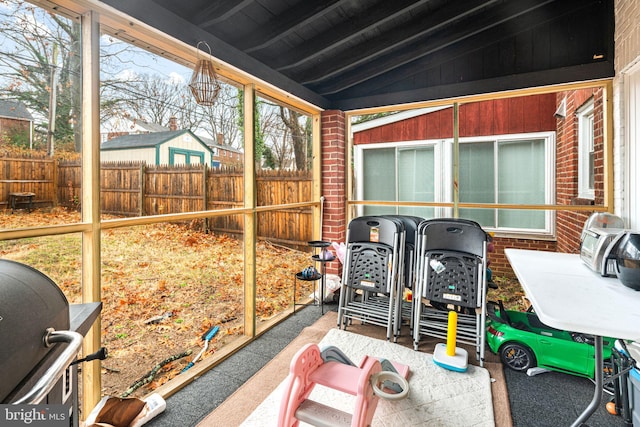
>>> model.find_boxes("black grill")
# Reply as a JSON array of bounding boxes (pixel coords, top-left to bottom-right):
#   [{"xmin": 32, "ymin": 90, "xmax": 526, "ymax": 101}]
[{"xmin": 0, "ymin": 259, "xmax": 101, "ymax": 426}]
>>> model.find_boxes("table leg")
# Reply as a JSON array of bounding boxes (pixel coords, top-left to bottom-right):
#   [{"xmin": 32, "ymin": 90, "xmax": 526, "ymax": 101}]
[
  {"xmin": 293, "ymin": 275, "xmax": 297, "ymax": 313},
  {"xmin": 319, "ymin": 264, "xmax": 325, "ymax": 315},
  {"xmin": 571, "ymin": 335, "xmax": 603, "ymax": 427}
]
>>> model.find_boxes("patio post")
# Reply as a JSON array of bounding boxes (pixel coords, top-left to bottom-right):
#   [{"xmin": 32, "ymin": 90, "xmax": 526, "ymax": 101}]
[{"xmin": 320, "ymin": 110, "xmax": 346, "ymax": 276}]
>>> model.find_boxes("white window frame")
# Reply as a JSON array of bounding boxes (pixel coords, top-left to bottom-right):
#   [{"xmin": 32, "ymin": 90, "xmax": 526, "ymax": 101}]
[
  {"xmin": 577, "ymin": 99, "xmax": 595, "ymax": 200},
  {"xmin": 354, "ymin": 131, "xmax": 556, "ymax": 236},
  {"xmin": 456, "ymin": 132, "xmax": 556, "ymax": 235},
  {"xmin": 353, "ymin": 139, "xmax": 447, "ymax": 217},
  {"xmin": 624, "ymin": 62, "xmax": 640, "ymax": 230}
]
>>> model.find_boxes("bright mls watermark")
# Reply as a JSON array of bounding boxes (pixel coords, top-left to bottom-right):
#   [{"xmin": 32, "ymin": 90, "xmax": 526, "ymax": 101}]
[{"xmin": 0, "ymin": 405, "xmax": 67, "ymax": 426}]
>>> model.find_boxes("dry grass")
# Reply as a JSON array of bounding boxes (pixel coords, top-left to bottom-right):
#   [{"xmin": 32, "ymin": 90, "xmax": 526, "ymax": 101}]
[
  {"xmin": 487, "ymin": 276, "xmax": 529, "ymax": 311},
  {"xmin": 0, "ymin": 207, "xmax": 527, "ymax": 398},
  {"xmin": 0, "ymin": 207, "xmax": 313, "ymax": 397}
]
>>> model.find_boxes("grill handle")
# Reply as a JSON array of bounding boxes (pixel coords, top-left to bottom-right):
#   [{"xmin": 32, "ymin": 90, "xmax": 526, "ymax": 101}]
[{"xmin": 13, "ymin": 328, "xmax": 83, "ymax": 405}]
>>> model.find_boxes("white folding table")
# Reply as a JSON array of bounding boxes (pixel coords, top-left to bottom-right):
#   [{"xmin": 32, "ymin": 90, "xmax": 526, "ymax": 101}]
[{"xmin": 505, "ymin": 248, "xmax": 640, "ymax": 427}]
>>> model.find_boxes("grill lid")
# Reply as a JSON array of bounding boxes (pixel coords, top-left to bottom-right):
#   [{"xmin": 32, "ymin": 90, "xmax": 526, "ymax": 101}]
[{"xmin": 0, "ymin": 259, "xmax": 70, "ymax": 402}]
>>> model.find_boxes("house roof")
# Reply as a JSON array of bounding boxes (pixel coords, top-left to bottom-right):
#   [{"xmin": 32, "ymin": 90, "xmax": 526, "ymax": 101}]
[
  {"xmin": 352, "ymin": 107, "xmax": 450, "ymax": 133},
  {"xmin": 101, "ymin": 129, "xmax": 210, "ymax": 151},
  {"xmin": 199, "ymin": 136, "xmax": 243, "ymax": 154},
  {"xmin": 99, "ymin": 0, "xmax": 615, "ymax": 111},
  {"xmin": 0, "ymin": 100, "xmax": 33, "ymax": 121},
  {"xmin": 134, "ymin": 120, "xmax": 169, "ymax": 133}
]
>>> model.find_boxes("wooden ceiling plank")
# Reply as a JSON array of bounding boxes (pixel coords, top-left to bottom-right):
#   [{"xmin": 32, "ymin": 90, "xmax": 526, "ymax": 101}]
[
  {"xmin": 294, "ymin": 0, "xmax": 504, "ymax": 85},
  {"xmin": 274, "ymin": 0, "xmax": 429, "ymax": 71},
  {"xmin": 194, "ymin": 0, "xmax": 254, "ymax": 29},
  {"xmin": 308, "ymin": 0, "xmax": 589, "ymax": 95},
  {"xmin": 241, "ymin": 0, "xmax": 343, "ymax": 52}
]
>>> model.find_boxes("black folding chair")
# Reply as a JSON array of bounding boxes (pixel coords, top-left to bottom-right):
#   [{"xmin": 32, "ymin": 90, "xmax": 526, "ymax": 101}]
[
  {"xmin": 412, "ymin": 218, "xmax": 488, "ymax": 366},
  {"xmin": 382, "ymin": 215, "xmax": 423, "ymax": 335},
  {"xmin": 337, "ymin": 216, "xmax": 405, "ymax": 341}
]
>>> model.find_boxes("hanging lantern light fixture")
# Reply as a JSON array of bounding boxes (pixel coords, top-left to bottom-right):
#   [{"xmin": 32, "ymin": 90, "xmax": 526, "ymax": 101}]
[{"xmin": 189, "ymin": 41, "xmax": 221, "ymax": 106}]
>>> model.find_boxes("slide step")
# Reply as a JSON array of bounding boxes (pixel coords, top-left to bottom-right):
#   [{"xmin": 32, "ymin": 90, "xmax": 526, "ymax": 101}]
[
  {"xmin": 295, "ymin": 399, "xmax": 352, "ymax": 427},
  {"xmin": 309, "ymin": 362, "xmax": 361, "ymax": 395}
]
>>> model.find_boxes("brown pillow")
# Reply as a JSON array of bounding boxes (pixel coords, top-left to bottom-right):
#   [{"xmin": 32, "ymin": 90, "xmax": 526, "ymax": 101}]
[{"xmin": 93, "ymin": 397, "xmax": 146, "ymax": 427}]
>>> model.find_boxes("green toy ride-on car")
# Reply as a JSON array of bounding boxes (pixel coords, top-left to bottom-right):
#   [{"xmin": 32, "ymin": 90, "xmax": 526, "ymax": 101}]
[{"xmin": 486, "ymin": 301, "xmax": 615, "ymax": 379}]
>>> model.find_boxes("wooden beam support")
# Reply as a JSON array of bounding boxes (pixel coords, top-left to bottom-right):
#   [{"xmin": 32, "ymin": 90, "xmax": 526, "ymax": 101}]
[
  {"xmin": 453, "ymin": 102, "xmax": 459, "ymax": 218},
  {"xmin": 312, "ymin": 113, "xmax": 321, "ymax": 239},
  {"xmin": 80, "ymin": 9, "xmax": 102, "ymax": 418},
  {"xmin": 243, "ymin": 84, "xmax": 256, "ymax": 338}
]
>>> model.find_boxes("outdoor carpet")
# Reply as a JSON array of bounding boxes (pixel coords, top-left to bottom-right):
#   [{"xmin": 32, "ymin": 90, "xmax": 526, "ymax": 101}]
[
  {"xmin": 198, "ymin": 312, "xmax": 510, "ymax": 427},
  {"xmin": 240, "ymin": 328, "xmax": 494, "ymax": 426}
]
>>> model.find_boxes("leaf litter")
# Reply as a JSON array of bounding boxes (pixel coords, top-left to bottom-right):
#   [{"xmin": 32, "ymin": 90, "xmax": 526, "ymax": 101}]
[
  {"xmin": 0, "ymin": 207, "xmax": 526, "ymax": 398},
  {"xmin": 0, "ymin": 208, "xmax": 314, "ymax": 398}
]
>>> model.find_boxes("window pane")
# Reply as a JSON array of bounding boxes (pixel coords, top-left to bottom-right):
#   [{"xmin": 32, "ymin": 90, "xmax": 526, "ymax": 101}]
[
  {"xmin": 577, "ymin": 101, "xmax": 595, "ymax": 199},
  {"xmin": 0, "ymin": 233, "xmax": 82, "ymax": 303},
  {"xmin": 100, "ymin": 33, "xmax": 243, "ymax": 217},
  {"xmin": 498, "ymin": 139, "xmax": 545, "ymax": 229},
  {"xmin": 100, "ymin": 219, "xmax": 245, "ymax": 398},
  {"xmin": 589, "ymin": 151, "xmax": 595, "ymax": 189},
  {"xmin": 255, "ymin": 98, "xmax": 313, "ymax": 177},
  {"xmin": 256, "ymin": 226, "xmax": 317, "ymax": 331},
  {"xmin": 0, "ymin": 3, "xmax": 82, "ymax": 225},
  {"xmin": 363, "ymin": 148, "xmax": 395, "ymax": 215},
  {"xmin": 459, "ymin": 141, "xmax": 495, "ymax": 227},
  {"xmin": 252, "ymin": 99, "xmax": 314, "ymax": 320},
  {"xmin": 587, "ymin": 115, "xmax": 595, "ymax": 190},
  {"xmin": 398, "ymin": 147, "xmax": 435, "ymax": 218}
]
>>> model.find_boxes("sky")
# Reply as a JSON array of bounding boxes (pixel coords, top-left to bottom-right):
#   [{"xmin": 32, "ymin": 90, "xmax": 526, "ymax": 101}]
[
  {"xmin": 0, "ymin": 0, "xmax": 292, "ymax": 149},
  {"xmin": 99, "ymin": 33, "xmax": 192, "ymax": 85},
  {"xmin": 0, "ymin": 0, "xmax": 192, "ymax": 89}
]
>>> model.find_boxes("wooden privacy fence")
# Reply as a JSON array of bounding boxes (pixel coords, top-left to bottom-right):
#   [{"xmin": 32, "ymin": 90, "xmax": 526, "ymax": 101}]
[
  {"xmin": 0, "ymin": 157, "xmax": 57, "ymax": 209},
  {"xmin": 3, "ymin": 158, "xmax": 313, "ymax": 248}
]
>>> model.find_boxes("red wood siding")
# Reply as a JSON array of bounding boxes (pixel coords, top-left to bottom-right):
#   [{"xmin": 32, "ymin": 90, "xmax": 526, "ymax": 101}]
[
  {"xmin": 354, "ymin": 94, "xmax": 557, "ymax": 144},
  {"xmin": 351, "ymin": 93, "xmax": 560, "ymax": 278}
]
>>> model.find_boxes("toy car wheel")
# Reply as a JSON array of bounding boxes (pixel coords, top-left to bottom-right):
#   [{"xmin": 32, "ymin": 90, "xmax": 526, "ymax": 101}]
[{"xmin": 500, "ymin": 342, "xmax": 536, "ymax": 372}]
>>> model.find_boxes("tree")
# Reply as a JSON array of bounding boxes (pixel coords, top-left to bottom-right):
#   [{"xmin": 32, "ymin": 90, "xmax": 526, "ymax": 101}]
[
  {"xmin": 237, "ymin": 90, "xmax": 267, "ymax": 165},
  {"xmin": 279, "ymin": 107, "xmax": 311, "ymax": 170},
  {"xmin": 351, "ymin": 112, "xmax": 395, "ymax": 125},
  {"xmin": 101, "ymin": 72, "xmax": 244, "ymax": 152},
  {"xmin": 0, "ymin": 1, "xmax": 206, "ymax": 155},
  {"xmin": 265, "ymin": 126, "xmax": 291, "ymax": 169},
  {"xmin": 123, "ymin": 74, "xmax": 184, "ymax": 126},
  {"xmin": 0, "ymin": 1, "xmax": 81, "ymax": 154},
  {"xmin": 0, "ymin": 1, "xmax": 257, "ymax": 163},
  {"xmin": 236, "ymin": 92, "xmax": 314, "ymax": 170},
  {"xmin": 193, "ymin": 83, "xmax": 241, "ymax": 147}
]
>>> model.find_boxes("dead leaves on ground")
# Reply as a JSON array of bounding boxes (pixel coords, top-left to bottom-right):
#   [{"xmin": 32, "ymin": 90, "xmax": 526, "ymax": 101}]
[{"xmin": 0, "ymin": 210, "xmax": 312, "ymax": 397}]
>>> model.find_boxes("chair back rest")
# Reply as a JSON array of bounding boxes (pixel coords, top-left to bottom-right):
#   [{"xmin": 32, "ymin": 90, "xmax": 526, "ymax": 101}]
[
  {"xmin": 418, "ymin": 218, "xmax": 486, "ymax": 258},
  {"xmin": 346, "ymin": 216, "xmax": 402, "ymax": 247},
  {"xmin": 416, "ymin": 218, "xmax": 487, "ymax": 308}
]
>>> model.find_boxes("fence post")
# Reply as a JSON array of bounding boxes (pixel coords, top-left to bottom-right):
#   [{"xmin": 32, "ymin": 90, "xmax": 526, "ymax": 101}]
[
  {"xmin": 53, "ymin": 158, "xmax": 59, "ymax": 206},
  {"xmin": 202, "ymin": 163, "xmax": 208, "ymax": 232},
  {"xmin": 139, "ymin": 163, "xmax": 145, "ymax": 216}
]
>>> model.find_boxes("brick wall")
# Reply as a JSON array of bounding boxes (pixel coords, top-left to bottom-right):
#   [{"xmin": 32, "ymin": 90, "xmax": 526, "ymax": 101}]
[
  {"xmin": 615, "ymin": 0, "xmax": 640, "ymax": 73},
  {"xmin": 554, "ymin": 88, "xmax": 605, "ymax": 253},
  {"xmin": 490, "ymin": 237, "xmax": 557, "ymax": 279},
  {"xmin": 0, "ymin": 117, "xmax": 30, "ymax": 141},
  {"xmin": 321, "ymin": 110, "xmax": 346, "ymax": 275},
  {"xmin": 613, "ymin": 0, "xmax": 640, "ymax": 224}
]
